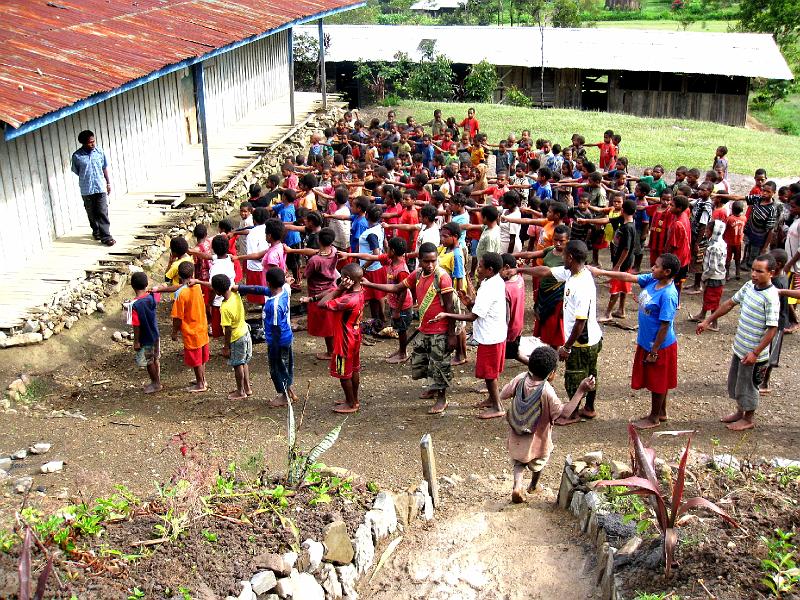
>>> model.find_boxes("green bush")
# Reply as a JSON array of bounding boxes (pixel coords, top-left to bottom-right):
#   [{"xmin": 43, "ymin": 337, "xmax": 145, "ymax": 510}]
[
  {"xmin": 464, "ymin": 60, "xmax": 499, "ymax": 102},
  {"xmin": 503, "ymin": 86, "xmax": 533, "ymax": 107},
  {"xmin": 406, "ymin": 40, "xmax": 455, "ymax": 101}
]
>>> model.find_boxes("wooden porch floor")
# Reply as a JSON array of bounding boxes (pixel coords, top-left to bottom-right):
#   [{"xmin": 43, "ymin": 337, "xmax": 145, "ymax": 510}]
[{"xmin": 0, "ymin": 92, "xmax": 332, "ymax": 331}]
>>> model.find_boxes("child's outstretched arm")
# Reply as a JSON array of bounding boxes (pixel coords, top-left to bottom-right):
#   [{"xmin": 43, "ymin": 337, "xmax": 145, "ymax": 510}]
[
  {"xmin": 557, "ymin": 376, "xmax": 596, "ymax": 418},
  {"xmin": 283, "ymin": 244, "xmax": 319, "ymax": 257},
  {"xmin": 696, "ymin": 299, "xmax": 736, "ymax": 334},
  {"xmin": 502, "ymin": 215, "xmax": 543, "ymax": 226},
  {"xmin": 515, "ymin": 265, "xmax": 554, "ymax": 279},
  {"xmin": 587, "ymin": 266, "xmax": 638, "ymax": 282},
  {"xmin": 513, "ymin": 248, "xmax": 551, "ymax": 260},
  {"xmin": 779, "ymin": 288, "xmax": 800, "ymax": 300}
]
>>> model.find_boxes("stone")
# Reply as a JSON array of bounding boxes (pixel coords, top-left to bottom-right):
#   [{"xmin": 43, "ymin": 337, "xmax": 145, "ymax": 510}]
[
  {"xmin": 459, "ymin": 565, "xmax": 489, "ymax": 589},
  {"xmin": 0, "ymin": 457, "xmax": 11, "ymax": 470},
  {"xmin": 318, "ymin": 563, "xmax": 342, "ymax": 599},
  {"xmin": 365, "ymin": 509, "xmax": 391, "ymax": 542},
  {"xmin": 253, "ymin": 552, "xmax": 290, "ymax": 576},
  {"xmin": 610, "ymin": 460, "xmax": 633, "ymax": 479},
  {"xmin": 569, "ymin": 491, "xmax": 585, "ymax": 518},
  {"xmin": 300, "ymin": 538, "xmax": 324, "ymax": 572},
  {"xmin": 372, "ymin": 491, "xmax": 398, "ymax": 531},
  {"xmin": 96, "ymin": 302, "xmax": 106, "ymax": 313},
  {"xmin": 393, "ymin": 491, "xmax": 412, "ymax": 526},
  {"xmin": 236, "ymin": 581, "xmax": 256, "ymax": 600},
  {"xmin": 8, "ymin": 378, "xmax": 27, "ymax": 394},
  {"xmin": 584, "ymin": 491, "xmax": 605, "ymax": 511},
  {"xmin": 275, "ymin": 577, "xmax": 293, "ymax": 598},
  {"xmin": 557, "ymin": 469, "xmax": 576, "ymax": 509},
  {"xmin": 42, "ymin": 328, "xmax": 53, "ymax": 340},
  {"xmin": 600, "ymin": 546, "xmax": 616, "ymax": 600},
  {"xmin": 29, "ymin": 443, "xmax": 51, "ymax": 455},
  {"xmin": 251, "ymin": 570, "xmax": 278, "ymax": 595},
  {"xmin": 335, "ymin": 564, "xmax": 358, "ymax": 600},
  {"xmin": 41, "ymin": 460, "xmax": 64, "ymax": 473},
  {"xmin": 0, "ymin": 469, "xmax": 9, "ymax": 481},
  {"xmin": 11, "ymin": 449, "xmax": 27, "ymax": 460},
  {"xmin": 14, "ymin": 476, "xmax": 33, "ymax": 494},
  {"xmin": 292, "ymin": 572, "xmax": 324, "ymax": 600},
  {"xmin": 282, "ymin": 551, "xmax": 299, "ymax": 570},
  {"xmin": 323, "ymin": 521, "xmax": 354, "ymax": 565},
  {"xmin": 582, "ymin": 450, "xmax": 603, "ymax": 463},
  {"xmin": 422, "ymin": 492, "xmax": 434, "ymax": 521},
  {"xmin": 112, "ymin": 331, "xmax": 123, "ymax": 342},
  {"xmin": 63, "ymin": 317, "xmax": 76, "ymax": 330},
  {"xmin": 572, "ymin": 460, "xmax": 588, "ymax": 474},
  {"xmin": 352, "ymin": 522, "xmax": 374, "ymax": 575},
  {"xmin": 771, "ymin": 457, "xmax": 800, "ymax": 469},
  {"xmin": 712, "ymin": 454, "xmax": 740, "ymax": 471},
  {"xmin": 0, "ymin": 332, "xmax": 43, "ymax": 348},
  {"xmin": 22, "ymin": 320, "xmax": 40, "ymax": 334}
]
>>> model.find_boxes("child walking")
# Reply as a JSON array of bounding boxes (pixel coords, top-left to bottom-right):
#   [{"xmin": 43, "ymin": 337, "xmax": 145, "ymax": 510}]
[
  {"xmin": 238, "ymin": 268, "xmax": 297, "ymax": 407},
  {"xmin": 502, "ymin": 346, "xmax": 595, "ymax": 503},
  {"xmin": 210, "ymin": 274, "xmax": 252, "ymax": 400},
  {"xmin": 129, "ymin": 272, "xmax": 161, "ymax": 394},
  {"xmin": 697, "ymin": 253, "xmax": 780, "ymax": 431},
  {"xmin": 319, "ymin": 263, "xmax": 366, "ymax": 414}
]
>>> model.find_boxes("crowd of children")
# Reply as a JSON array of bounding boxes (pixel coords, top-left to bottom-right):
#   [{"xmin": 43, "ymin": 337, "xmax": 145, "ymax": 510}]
[{"xmin": 126, "ymin": 106, "xmax": 800, "ymax": 502}]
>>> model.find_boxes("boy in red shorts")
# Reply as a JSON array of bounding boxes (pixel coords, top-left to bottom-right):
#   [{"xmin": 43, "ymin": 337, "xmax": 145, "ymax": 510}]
[
  {"xmin": 432, "ymin": 252, "xmax": 508, "ymax": 419},
  {"xmin": 319, "ymin": 263, "xmax": 366, "ymax": 414},
  {"xmin": 158, "ymin": 261, "xmax": 210, "ymax": 392}
]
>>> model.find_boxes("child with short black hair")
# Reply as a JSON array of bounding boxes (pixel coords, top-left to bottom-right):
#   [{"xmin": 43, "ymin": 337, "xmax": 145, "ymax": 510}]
[
  {"xmin": 688, "ymin": 220, "xmax": 727, "ymax": 330},
  {"xmin": 165, "ymin": 236, "xmax": 192, "ymax": 286},
  {"xmin": 129, "ymin": 272, "xmax": 161, "ymax": 394},
  {"xmin": 724, "ymin": 201, "xmax": 746, "ymax": 280},
  {"xmin": 759, "ymin": 249, "xmax": 789, "ymax": 394},
  {"xmin": 501, "ymin": 345, "xmax": 595, "ymax": 503},
  {"xmin": 208, "ymin": 274, "xmax": 252, "ymax": 400}
]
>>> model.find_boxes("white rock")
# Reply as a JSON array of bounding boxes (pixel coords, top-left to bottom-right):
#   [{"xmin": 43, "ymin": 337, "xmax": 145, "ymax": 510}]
[
  {"xmin": 372, "ymin": 491, "xmax": 397, "ymax": 533},
  {"xmin": 335, "ymin": 564, "xmax": 358, "ymax": 600},
  {"xmin": 275, "ymin": 577, "xmax": 293, "ymax": 598},
  {"xmin": 282, "ymin": 551, "xmax": 298, "ymax": 570},
  {"xmin": 365, "ymin": 509, "xmax": 391, "ymax": 542},
  {"xmin": 11, "ymin": 449, "xmax": 27, "ymax": 460},
  {"xmin": 29, "ymin": 443, "xmax": 51, "ymax": 455},
  {"xmin": 582, "ymin": 451, "xmax": 603, "ymax": 463},
  {"xmin": 96, "ymin": 302, "xmax": 106, "ymax": 313},
  {"xmin": 22, "ymin": 320, "xmax": 40, "ymax": 334},
  {"xmin": 0, "ymin": 332, "xmax": 43, "ymax": 348},
  {"xmin": 712, "ymin": 454, "xmax": 740, "ymax": 471},
  {"xmin": 41, "ymin": 460, "xmax": 64, "ymax": 473},
  {"xmin": 352, "ymin": 522, "xmax": 374, "ymax": 574},
  {"xmin": 291, "ymin": 572, "xmax": 323, "ymax": 600},
  {"xmin": 771, "ymin": 457, "xmax": 800, "ymax": 468},
  {"xmin": 8, "ymin": 378, "xmax": 27, "ymax": 394},
  {"xmin": 0, "ymin": 457, "xmax": 11, "ymax": 470},
  {"xmin": 0, "ymin": 469, "xmax": 9, "ymax": 481},
  {"xmin": 236, "ymin": 580, "xmax": 256, "ymax": 600},
  {"xmin": 301, "ymin": 538, "xmax": 324, "ymax": 572},
  {"xmin": 14, "ymin": 476, "xmax": 33, "ymax": 494},
  {"xmin": 318, "ymin": 563, "xmax": 342, "ymax": 599},
  {"xmin": 422, "ymin": 493, "xmax": 434, "ymax": 521},
  {"xmin": 112, "ymin": 331, "xmax": 123, "ymax": 342},
  {"xmin": 251, "ymin": 570, "xmax": 278, "ymax": 595}
]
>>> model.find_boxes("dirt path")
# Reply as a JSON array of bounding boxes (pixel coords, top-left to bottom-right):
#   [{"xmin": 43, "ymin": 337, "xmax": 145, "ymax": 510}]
[{"xmin": 362, "ymin": 484, "xmax": 598, "ymax": 600}]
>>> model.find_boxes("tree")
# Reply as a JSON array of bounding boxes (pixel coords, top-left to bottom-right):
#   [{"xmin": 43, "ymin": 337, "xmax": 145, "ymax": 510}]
[
  {"xmin": 551, "ymin": 0, "xmax": 583, "ymax": 27},
  {"xmin": 406, "ymin": 40, "xmax": 455, "ymax": 101},
  {"xmin": 604, "ymin": 0, "xmax": 640, "ymax": 10},
  {"xmin": 464, "ymin": 60, "xmax": 499, "ymax": 102},
  {"xmin": 739, "ymin": 0, "xmax": 800, "ymax": 105},
  {"xmin": 354, "ymin": 52, "xmax": 412, "ymax": 102},
  {"xmin": 293, "ymin": 32, "xmax": 320, "ymax": 90}
]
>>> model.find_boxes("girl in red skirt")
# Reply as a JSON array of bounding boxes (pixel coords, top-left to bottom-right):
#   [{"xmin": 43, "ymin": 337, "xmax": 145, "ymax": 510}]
[
  {"xmin": 296, "ymin": 228, "xmax": 340, "ymax": 360},
  {"xmin": 588, "ymin": 253, "xmax": 682, "ymax": 430}
]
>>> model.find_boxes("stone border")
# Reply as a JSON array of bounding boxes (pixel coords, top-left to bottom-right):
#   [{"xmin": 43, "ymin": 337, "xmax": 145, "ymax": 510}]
[
  {"xmin": 0, "ymin": 106, "xmax": 345, "ymax": 349},
  {"xmin": 226, "ymin": 481, "xmax": 436, "ymax": 599},
  {"xmin": 556, "ymin": 454, "xmax": 630, "ymax": 600}
]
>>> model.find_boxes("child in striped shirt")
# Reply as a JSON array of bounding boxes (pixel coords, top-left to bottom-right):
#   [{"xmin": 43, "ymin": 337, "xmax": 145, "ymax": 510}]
[{"xmin": 696, "ymin": 253, "xmax": 780, "ymax": 431}]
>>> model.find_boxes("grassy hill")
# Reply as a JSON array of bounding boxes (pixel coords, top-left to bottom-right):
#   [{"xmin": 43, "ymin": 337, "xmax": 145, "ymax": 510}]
[{"xmin": 380, "ymin": 100, "xmax": 800, "ymax": 177}]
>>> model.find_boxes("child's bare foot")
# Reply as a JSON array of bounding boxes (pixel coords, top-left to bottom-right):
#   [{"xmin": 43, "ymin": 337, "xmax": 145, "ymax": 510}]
[
  {"xmin": 287, "ymin": 386, "xmax": 298, "ymax": 401},
  {"xmin": 386, "ymin": 352, "xmax": 409, "ymax": 364},
  {"xmin": 578, "ymin": 408, "xmax": 597, "ymax": 419},
  {"xmin": 315, "ymin": 352, "xmax": 332, "ymax": 361},
  {"xmin": 687, "ymin": 312, "xmax": 702, "ymax": 323},
  {"xmin": 473, "ymin": 398, "xmax": 493, "ymax": 409},
  {"xmin": 632, "ymin": 416, "xmax": 660, "ymax": 430},
  {"xmin": 611, "ymin": 312, "xmax": 626, "ymax": 319},
  {"xmin": 419, "ymin": 389, "xmax": 438, "ymax": 399},
  {"xmin": 334, "ymin": 398, "xmax": 347, "ymax": 405},
  {"xmin": 555, "ymin": 414, "xmax": 581, "ymax": 426},
  {"xmin": 228, "ymin": 390, "xmax": 247, "ymax": 400},
  {"xmin": 708, "ymin": 322, "xmax": 719, "ymax": 332},
  {"xmin": 759, "ymin": 387, "xmax": 771, "ymax": 395},
  {"xmin": 186, "ymin": 383, "xmax": 207, "ymax": 393},
  {"xmin": 726, "ymin": 418, "xmax": 755, "ymax": 431},
  {"xmin": 428, "ymin": 398, "xmax": 448, "ymax": 414},
  {"xmin": 597, "ymin": 315, "xmax": 613, "ymax": 323},
  {"xmin": 659, "ymin": 414, "xmax": 669, "ymax": 422},
  {"xmin": 477, "ymin": 408, "xmax": 505, "ymax": 420},
  {"xmin": 784, "ymin": 323, "xmax": 800, "ymax": 334},
  {"xmin": 244, "ymin": 387, "xmax": 253, "ymax": 396},
  {"xmin": 450, "ymin": 356, "xmax": 467, "ymax": 366},
  {"xmin": 685, "ymin": 288, "xmax": 702, "ymax": 295},
  {"xmin": 720, "ymin": 411, "xmax": 743, "ymax": 423},
  {"xmin": 268, "ymin": 394, "xmax": 288, "ymax": 408},
  {"xmin": 527, "ymin": 472, "xmax": 541, "ymax": 493},
  {"xmin": 143, "ymin": 383, "xmax": 162, "ymax": 394},
  {"xmin": 333, "ymin": 403, "xmax": 359, "ymax": 414},
  {"xmin": 511, "ymin": 488, "xmax": 526, "ymax": 503}
]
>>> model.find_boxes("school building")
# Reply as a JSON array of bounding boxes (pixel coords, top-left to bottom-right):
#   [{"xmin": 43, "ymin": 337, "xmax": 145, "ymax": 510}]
[
  {"xmin": 295, "ymin": 25, "xmax": 793, "ymax": 126},
  {"xmin": 0, "ymin": 0, "xmax": 362, "ymax": 332}
]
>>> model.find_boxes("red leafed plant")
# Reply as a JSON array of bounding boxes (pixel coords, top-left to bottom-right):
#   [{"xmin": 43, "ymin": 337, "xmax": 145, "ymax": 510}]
[
  {"xmin": 18, "ymin": 526, "xmax": 53, "ymax": 600},
  {"xmin": 594, "ymin": 424, "xmax": 739, "ymax": 577}
]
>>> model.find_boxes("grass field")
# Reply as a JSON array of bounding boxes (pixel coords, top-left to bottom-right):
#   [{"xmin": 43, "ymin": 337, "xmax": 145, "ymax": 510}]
[
  {"xmin": 751, "ymin": 94, "xmax": 800, "ymax": 136},
  {"xmin": 593, "ymin": 19, "xmax": 734, "ymax": 31},
  {"xmin": 384, "ymin": 100, "xmax": 800, "ymax": 177}
]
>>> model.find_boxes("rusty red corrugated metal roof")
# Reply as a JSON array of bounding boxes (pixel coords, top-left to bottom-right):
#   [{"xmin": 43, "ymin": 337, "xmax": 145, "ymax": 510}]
[{"xmin": 0, "ymin": 0, "xmax": 361, "ymax": 128}]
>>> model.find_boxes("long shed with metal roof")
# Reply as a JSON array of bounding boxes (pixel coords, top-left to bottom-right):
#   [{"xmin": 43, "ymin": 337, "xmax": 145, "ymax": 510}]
[
  {"xmin": 295, "ymin": 24, "xmax": 793, "ymax": 126},
  {"xmin": 0, "ymin": 0, "xmax": 361, "ymax": 283}
]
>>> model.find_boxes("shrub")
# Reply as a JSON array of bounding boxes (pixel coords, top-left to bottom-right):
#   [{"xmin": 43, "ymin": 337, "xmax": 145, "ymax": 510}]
[
  {"xmin": 464, "ymin": 60, "xmax": 499, "ymax": 102},
  {"xmin": 406, "ymin": 40, "xmax": 454, "ymax": 101},
  {"xmin": 503, "ymin": 86, "xmax": 533, "ymax": 108}
]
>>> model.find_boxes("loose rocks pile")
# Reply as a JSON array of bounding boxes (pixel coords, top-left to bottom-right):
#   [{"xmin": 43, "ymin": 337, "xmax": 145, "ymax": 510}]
[
  {"xmin": 227, "ymin": 484, "xmax": 435, "ymax": 600},
  {"xmin": 1, "ymin": 438, "xmax": 61, "ymax": 496}
]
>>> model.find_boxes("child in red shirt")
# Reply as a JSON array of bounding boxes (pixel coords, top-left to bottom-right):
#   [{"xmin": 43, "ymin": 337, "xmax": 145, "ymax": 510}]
[
  {"xmin": 458, "ymin": 107, "xmax": 480, "ymax": 142},
  {"xmin": 297, "ymin": 229, "xmax": 340, "ymax": 360},
  {"xmin": 665, "ymin": 195, "xmax": 692, "ymax": 296},
  {"xmin": 644, "ymin": 190, "xmax": 674, "ymax": 267},
  {"xmin": 319, "ymin": 263, "xmax": 365, "ymax": 414},
  {"xmin": 585, "ymin": 129, "xmax": 617, "ymax": 171},
  {"xmin": 724, "ymin": 201, "xmax": 746, "ymax": 280},
  {"xmin": 397, "ymin": 192, "xmax": 420, "ymax": 256},
  {"xmin": 501, "ymin": 253, "xmax": 527, "ymax": 363}
]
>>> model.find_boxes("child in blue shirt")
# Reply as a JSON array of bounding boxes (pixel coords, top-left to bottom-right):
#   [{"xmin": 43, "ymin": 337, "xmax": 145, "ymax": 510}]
[
  {"xmin": 129, "ymin": 272, "xmax": 161, "ymax": 394},
  {"xmin": 272, "ymin": 189, "xmax": 302, "ymax": 283},
  {"xmin": 237, "ymin": 267, "xmax": 296, "ymax": 407}
]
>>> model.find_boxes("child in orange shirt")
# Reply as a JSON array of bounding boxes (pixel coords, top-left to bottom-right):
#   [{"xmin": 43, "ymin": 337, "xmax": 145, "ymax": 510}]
[{"xmin": 724, "ymin": 201, "xmax": 746, "ymax": 280}]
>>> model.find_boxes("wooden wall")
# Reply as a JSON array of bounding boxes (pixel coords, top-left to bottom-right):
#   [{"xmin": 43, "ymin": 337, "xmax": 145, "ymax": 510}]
[
  {"xmin": 203, "ymin": 30, "xmax": 290, "ymax": 135},
  {"xmin": 554, "ymin": 69, "xmax": 582, "ymax": 109},
  {"xmin": 497, "ymin": 67, "xmax": 556, "ymax": 106},
  {"xmin": 608, "ymin": 73, "xmax": 749, "ymax": 126}
]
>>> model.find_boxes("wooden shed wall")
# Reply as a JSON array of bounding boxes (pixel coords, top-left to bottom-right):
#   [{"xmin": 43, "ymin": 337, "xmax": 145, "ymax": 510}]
[
  {"xmin": 607, "ymin": 73, "xmax": 749, "ymax": 126},
  {"xmin": 0, "ymin": 73, "xmax": 187, "ymax": 273},
  {"xmin": 203, "ymin": 30, "xmax": 290, "ymax": 135},
  {"xmin": 554, "ymin": 69, "xmax": 582, "ymax": 109}
]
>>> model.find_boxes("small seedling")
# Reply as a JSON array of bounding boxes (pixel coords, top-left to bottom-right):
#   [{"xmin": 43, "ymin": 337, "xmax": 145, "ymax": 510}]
[
  {"xmin": 201, "ymin": 529, "xmax": 218, "ymax": 543},
  {"xmin": 128, "ymin": 588, "xmax": 145, "ymax": 600},
  {"xmin": 761, "ymin": 528, "xmax": 800, "ymax": 597},
  {"xmin": 367, "ymin": 481, "xmax": 379, "ymax": 494},
  {"xmin": 179, "ymin": 586, "xmax": 193, "ymax": 600}
]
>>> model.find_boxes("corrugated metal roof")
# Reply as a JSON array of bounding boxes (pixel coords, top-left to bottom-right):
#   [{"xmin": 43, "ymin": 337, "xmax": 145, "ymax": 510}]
[
  {"xmin": 294, "ymin": 24, "xmax": 794, "ymax": 80},
  {"xmin": 0, "ymin": 0, "xmax": 363, "ymax": 128}
]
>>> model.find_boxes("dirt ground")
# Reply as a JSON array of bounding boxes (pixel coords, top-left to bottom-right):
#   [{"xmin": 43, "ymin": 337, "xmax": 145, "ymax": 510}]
[{"xmin": 2, "ymin": 233, "xmax": 799, "ymax": 598}]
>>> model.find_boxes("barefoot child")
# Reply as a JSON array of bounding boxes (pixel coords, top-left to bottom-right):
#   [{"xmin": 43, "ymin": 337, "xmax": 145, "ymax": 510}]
[
  {"xmin": 160, "ymin": 261, "xmax": 209, "ymax": 392},
  {"xmin": 211, "ymin": 274, "xmax": 252, "ymax": 400},
  {"xmin": 296, "ymin": 228, "xmax": 340, "ymax": 360},
  {"xmin": 688, "ymin": 220, "xmax": 727, "ymax": 329},
  {"xmin": 697, "ymin": 254, "xmax": 780, "ymax": 431},
  {"xmin": 129, "ymin": 272, "xmax": 161, "ymax": 394},
  {"xmin": 759, "ymin": 249, "xmax": 789, "ymax": 394},
  {"xmin": 432, "ymin": 252, "xmax": 508, "ymax": 420},
  {"xmin": 319, "ymin": 263, "xmax": 366, "ymax": 414},
  {"xmin": 239, "ymin": 268, "xmax": 296, "ymax": 407},
  {"xmin": 502, "ymin": 346, "xmax": 595, "ymax": 503}
]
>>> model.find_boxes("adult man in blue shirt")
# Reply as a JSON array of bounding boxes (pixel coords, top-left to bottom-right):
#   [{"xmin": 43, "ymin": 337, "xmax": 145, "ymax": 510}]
[{"xmin": 71, "ymin": 130, "xmax": 115, "ymax": 246}]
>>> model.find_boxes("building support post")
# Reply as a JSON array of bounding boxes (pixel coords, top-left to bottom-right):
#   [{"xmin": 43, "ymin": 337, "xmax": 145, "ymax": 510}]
[
  {"xmin": 192, "ymin": 62, "xmax": 213, "ymax": 196},
  {"xmin": 287, "ymin": 28, "xmax": 296, "ymax": 126},
  {"xmin": 318, "ymin": 19, "xmax": 327, "ymax": 110}
]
